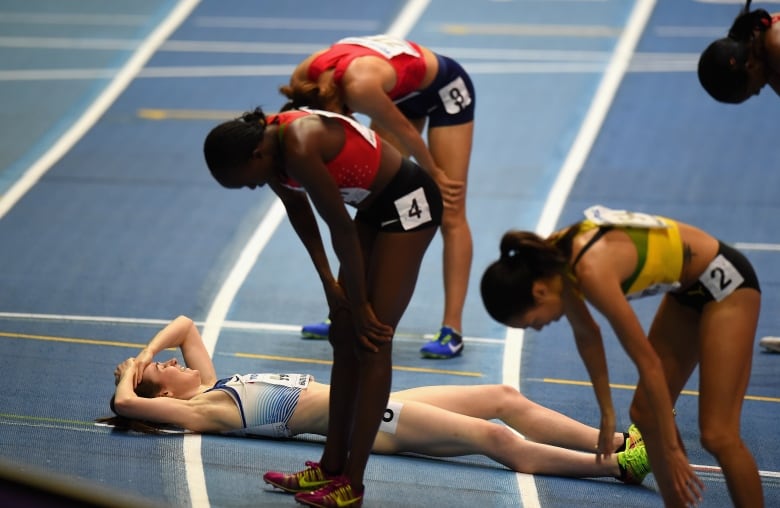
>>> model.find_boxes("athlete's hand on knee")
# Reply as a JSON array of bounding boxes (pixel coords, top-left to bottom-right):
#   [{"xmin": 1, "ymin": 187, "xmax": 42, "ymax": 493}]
[
  {"xmin": 432, "ymin": 168, "xmax": 464, "ymax": 210},
  {"xmin": 353, "ymin": 303, "xmax": 393, "ymax": 352}
]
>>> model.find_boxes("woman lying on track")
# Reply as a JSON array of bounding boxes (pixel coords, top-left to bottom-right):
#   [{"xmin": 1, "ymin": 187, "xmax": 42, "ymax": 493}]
[{"xmin": 99, "ymin": 315, "xmax": 649, "ymax": 492}]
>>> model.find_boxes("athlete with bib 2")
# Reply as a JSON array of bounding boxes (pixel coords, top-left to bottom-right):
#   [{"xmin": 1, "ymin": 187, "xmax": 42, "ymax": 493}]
[
  {"xmin": 481, "ymin": 205, "xmax": 763, "ymax": 508},
  {"xmin": 281, "ymin": 34, "xmax": 475, "ymax": 360}
]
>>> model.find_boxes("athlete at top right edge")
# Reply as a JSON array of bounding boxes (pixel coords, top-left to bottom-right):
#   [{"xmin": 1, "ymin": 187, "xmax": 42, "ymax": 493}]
[{"xmin": 698, "ymin": 0, "xmax": 780, "ymax": 103}]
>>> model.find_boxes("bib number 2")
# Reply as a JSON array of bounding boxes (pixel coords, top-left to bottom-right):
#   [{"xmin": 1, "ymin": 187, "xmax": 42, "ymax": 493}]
[
  {"xmin": 699, "ymin": 254, "xmax": 744, "ymax": 302},
  {"xmin": 394, "ymin": 187, "xmax": 432, "ymax": 231}
]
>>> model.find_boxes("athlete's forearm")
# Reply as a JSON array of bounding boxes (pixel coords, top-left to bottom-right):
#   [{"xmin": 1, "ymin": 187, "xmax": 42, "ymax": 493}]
[{"xmin": 142, "ymin": 315, "xmax": 196, "ymax": 356}]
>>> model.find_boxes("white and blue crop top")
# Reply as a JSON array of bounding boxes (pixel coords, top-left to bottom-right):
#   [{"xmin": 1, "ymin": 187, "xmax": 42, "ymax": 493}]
[{"xmin": 206, "ymin": 373, "xmax": 311, "ymax": 438}]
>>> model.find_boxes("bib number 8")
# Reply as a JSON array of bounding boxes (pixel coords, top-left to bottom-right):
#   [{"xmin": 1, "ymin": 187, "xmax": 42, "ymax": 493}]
[{"xmin": 438, "ymin": 76, "xmax": 472, "ymax": 114}]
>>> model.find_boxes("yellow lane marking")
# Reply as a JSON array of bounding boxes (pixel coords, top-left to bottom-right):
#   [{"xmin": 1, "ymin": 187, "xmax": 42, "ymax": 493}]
[
  {"xmin": 138, "ymin": 108, "xmax": 239, "ymax": 120},
  {"xmin": 0, "ymin": 331, "xmax": 144, "ymax": 349},
  {"xmin": 0, "ymin": 331, "xmax": 481, "ymax": 378},
  {"xmin": 542, "ymin": 378, "xmax": 780, "ymax": 403}
]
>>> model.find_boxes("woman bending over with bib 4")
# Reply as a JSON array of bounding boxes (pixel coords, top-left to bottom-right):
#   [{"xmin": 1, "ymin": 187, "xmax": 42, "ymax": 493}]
[
  {"xmin": 481, "ymin": 205, "xmax": 763, "ymax": 508},
  {"xmin": 203, "ymin": 106, "xmax": 441, "ymax": 507},
  {"xmin": 101, "ymin": 315, "xmax": 652, "ymax": 500}
]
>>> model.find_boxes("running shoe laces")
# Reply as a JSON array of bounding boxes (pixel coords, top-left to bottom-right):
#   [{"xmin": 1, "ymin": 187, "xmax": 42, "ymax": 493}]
[
  {"xmin": 626, "ymin": 423, "xmax": 644, "ymax": 450},
  {"xmin": 420, "ymin": 326, "xmax": 464, "ymax": 359},
  {"xmin": 617, "ymin": 444, "xmax": 652, "ymax": 485},
  {"xmin": 263, "ymin": 461, "xmax": 334, "ymax": 494},
  {"xmin": 294, "ymin": 477, "xmax": 363, "ymax": 507}
]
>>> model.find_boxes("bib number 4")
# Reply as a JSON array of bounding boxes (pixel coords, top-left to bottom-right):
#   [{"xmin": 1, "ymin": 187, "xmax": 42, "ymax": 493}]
[{"xmin": 394, "ymin": 187, "xmax": 431, "ymax": 230}]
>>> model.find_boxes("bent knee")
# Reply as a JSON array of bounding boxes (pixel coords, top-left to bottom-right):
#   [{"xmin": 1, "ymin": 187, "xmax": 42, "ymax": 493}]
[
  {"xmin": 440, "ymin": 207, "xmax": 468, "ymax": 230},
  {"xmin": 484, "ymin": 422, "xmax": 518, "ymax": 449},
  {"xmin": 700, "ymin": 426, "xmax": 742, "ymax": 455}
]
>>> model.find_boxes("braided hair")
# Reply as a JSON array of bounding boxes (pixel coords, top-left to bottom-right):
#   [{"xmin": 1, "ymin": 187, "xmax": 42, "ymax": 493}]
[
  {"xmin": 728, "ymin": 0, "xmax": 771, "ymax": 40},
  {"xmin": 203, "ymin": 107, "xmax": 268, "ymax": 188}
]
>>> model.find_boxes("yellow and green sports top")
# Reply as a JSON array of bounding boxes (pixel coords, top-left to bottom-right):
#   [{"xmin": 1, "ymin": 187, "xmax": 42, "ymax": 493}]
[{"xmin": 565, "ymin": 206, "xmax": 684, "ymax": 300}]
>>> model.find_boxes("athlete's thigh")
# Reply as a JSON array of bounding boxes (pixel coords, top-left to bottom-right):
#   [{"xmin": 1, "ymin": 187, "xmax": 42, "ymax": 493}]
[
  {"xmin": 646, "ymin": 295, "xmax": 701, "ymax": 401},
  {"xmin": 427, "ymin": 121, "xmax": 474, "ymax": 182},
  {"xmin": 365, "ymin": 228, "xmax": 436, "ymax": 326},
  {"xmin": 392, "ymin": 384, "xmax": 507, "ymax": 419},
  {"xmin": 373, "ymin": 399, "xmax": 486, "ymax": 456},
  {"xmin": 697, "ymin": 289, "xmax": 760, "ymax": 425}
]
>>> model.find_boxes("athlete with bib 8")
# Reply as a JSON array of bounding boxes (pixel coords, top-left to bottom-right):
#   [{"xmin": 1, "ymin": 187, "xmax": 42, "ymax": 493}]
[
  {"xmin": 481, "ymin": 205, "xmax": 763, "ymax": 508},
  {"xmin": 281, "ymin": 34, "xmax": 476, "ymax": 359}
]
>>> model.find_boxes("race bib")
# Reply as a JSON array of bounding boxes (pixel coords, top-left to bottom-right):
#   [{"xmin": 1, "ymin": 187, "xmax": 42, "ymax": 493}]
[
  {"xmin": 699, "ymin": 254, "xmax": 744, "ymax": 302},
  {"xmin": 626, "ymin": 282, "xmax": 681, "ymax": 301},
  {"xmin": 340, "ymin": 187, "xmax": 372, "ymax": 206},
  {"xmin": 243, "ymin": 373, "xmax": 310, "ymax": 389},
  {"xmin": 584, "ymin": 205, "xmax": 668, "ymax": 229},
  {"xmin": 378, "ymin": 400, "xmax": 403, "ymax": 435},
  {"xmin": 438, "ymin": 76, "xmax": 473, "ymax": 114},
  {"xmin": 394, "ymin": 187, "xmax": 432, "ymax": 231},
  {"xmin": 300, "ymin": 107, "xmax": 377, "ymax": 148},
  {"xmin": 337, "ymin": 35, "xmax": 420, "ymax": 59}
]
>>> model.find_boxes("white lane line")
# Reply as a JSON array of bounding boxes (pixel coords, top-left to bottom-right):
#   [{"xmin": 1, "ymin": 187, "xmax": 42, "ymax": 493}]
[
  {"xmin": 0, "ymin": 0, "xmax": 201, "ymax": 220},
  {"xmin": 0, "ymin": 36, "xmax": 140, "ymax": 50},
  {"xmin": 192, "ymin": 16, "xmax": 380, "ymax": 31},
  {"xmin": 735, "ymin": 242, "xmax": 780, "ymax": 252},
  {"xmin": 185, "ymin": 1, "xmax": 430, "ymax": 506},
  {"xmin": 182, "ymin": 200, "xmax": 286, "ymax": 508},
  {"xmin": 386, "ymin": 0, "xmax": 431, "ymax": 37},
  {"xmin": 199, "ymin": 201, "xmax": 288, "ymax": 357},
  {"xmin": 536, "ymin": 0, "xmax": 656, "ymax": 237},
  {"xmin": 0, "ymin": 12, "xmax": 148, "ymax": 25},
  {"xmin": 0, "ymin": 311, "xmax": 506, "ymax": 345},
  {"xmin": 505, "ymin": 2, "xmax": 657, "ymax": 507}
]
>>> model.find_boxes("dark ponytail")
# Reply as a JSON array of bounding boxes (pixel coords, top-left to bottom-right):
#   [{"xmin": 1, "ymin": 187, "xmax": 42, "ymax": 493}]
[
  {"xmin": 95, "ymin": 413, "xmax": 172, "ymax": 435},
  {"xmin": 480, "ymin": 231, "xmax": 567, "ymax": 325},
  {"xmin": 95, "ymin": 380, "xmax": 170, "ymax": 434},
  {"xmin": 279, "ymin": 80, "xmax": 325, "ymax": 111}
]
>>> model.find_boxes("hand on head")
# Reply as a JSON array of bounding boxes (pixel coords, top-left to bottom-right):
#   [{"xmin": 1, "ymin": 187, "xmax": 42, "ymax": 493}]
[
  {"xmin": 132, "ymin": 348, "xmax": 155, "ymax": 386},
  {"xmin": 114, "ymin": 350, "xmax": 156, "ymax": 388},
  {"xmin": 114, "ymin": 357, "xmax": 137, "ymax": 386}
]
